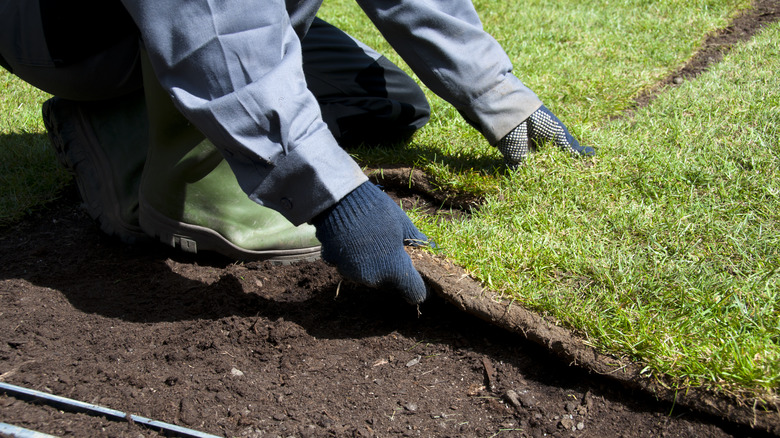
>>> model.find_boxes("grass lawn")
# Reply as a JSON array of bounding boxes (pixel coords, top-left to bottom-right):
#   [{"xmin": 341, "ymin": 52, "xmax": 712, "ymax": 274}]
[
  {"xmin": 422, "ymin": 20, "xmax": 780, "ymax": 400},
  {"xmin": 321, "ymin": 0, "xmax": 779, "ymax": 402},
  {"xmin": 2, "ymin": 0, "xmax": 776, "ymax": 403},
  {"xmin": 0, "ymin": 74, "xmax": 67, "ymax": 224}
]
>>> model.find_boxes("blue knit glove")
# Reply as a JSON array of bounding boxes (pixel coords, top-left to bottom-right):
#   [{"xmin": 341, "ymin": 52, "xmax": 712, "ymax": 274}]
[
  {"xmin": 496, "ymin": 105, "xmax": 595, "ymax": 167},
  {"xmin": 312, "ymin": 182, "xmax": 432, "ymax": 304}
]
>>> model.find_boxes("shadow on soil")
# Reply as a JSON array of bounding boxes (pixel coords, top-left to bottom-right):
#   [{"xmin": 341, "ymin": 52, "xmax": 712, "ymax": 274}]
[{"xmin": 0, "ymin": 190, "xmax": 775, "ymax": 436}]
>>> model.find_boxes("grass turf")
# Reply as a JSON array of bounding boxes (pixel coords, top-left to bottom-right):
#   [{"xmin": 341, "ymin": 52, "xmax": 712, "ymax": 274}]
[
  {"xmin": 324, "ymin": 0, "xmax": 778, "ymax": 400},
  {"xmin": 0, "ymin": 73, "xmax": 68, "ymax": 225}
]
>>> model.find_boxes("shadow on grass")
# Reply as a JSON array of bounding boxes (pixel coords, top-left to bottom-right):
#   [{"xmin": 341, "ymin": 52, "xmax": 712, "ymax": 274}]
[{"xmin": 0, "ymin": 132, "xmax": 70, "ymax": 226}]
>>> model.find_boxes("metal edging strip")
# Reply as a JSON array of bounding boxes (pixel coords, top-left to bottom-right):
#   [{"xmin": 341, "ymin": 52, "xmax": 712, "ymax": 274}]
[
  {"xmin": 0, "ymin": 382, "xmax": 221, "ymax": 438},
  {"xmin": 0, "ymin": 422, "xmax": 59, "ymax": 438}
]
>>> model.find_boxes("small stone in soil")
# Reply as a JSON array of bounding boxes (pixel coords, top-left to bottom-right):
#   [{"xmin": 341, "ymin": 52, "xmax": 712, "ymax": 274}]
[
  {"xmin": 406, "ymin": 355, "xmax": 421, "ymax": 367},
  {"xmin": 560, "ymin": 417, "xmax": 576, "ymax": 430}
]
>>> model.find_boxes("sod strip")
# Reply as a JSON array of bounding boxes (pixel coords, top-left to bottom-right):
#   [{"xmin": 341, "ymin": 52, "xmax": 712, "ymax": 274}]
[{"xmin": 407, "ymin": 248, "xmax": 780, "ymax": 435}]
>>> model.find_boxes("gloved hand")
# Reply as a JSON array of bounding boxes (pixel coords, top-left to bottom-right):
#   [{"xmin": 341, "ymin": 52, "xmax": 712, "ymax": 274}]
[
  {"xmin": 495, "ymin": 105, "xmax": 595, "ymax": 167},
  {"xmin": 311, "ymin": 181, "xmax": 433, "ymax": 304}
]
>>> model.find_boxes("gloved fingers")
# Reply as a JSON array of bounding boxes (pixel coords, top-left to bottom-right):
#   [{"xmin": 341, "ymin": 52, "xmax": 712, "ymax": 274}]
[
  {"xmin": 404, "ymin": 236, "xmax": 434, "ymax": 248},
  {"xmin": 401, "ymin": 218, "xmax": 435, "ymax": 248},
  {"xmin": 495, "ymin": 121, "xmax": 529, "ymax": 167},
  {"xmin": 531, "ymin": 105, "xmax": 595, "ymax": 157},
  {"xmin": 376, "ymin": 192, "xmax": 435, "ymax": 248},
  {"xmin": 312, "ymin": 181, "xmax": 432, "ymax": 304},
  {"xmin": 330, "ymin": 246, "xmax": 429, "ymax": 304},
  {"xmin": 553, "ymin": 129, "xmax": 595, "ymax": 157},
  {"xmin": 386, "ymin": 252, "xmax": 429, "ymax": 304}
]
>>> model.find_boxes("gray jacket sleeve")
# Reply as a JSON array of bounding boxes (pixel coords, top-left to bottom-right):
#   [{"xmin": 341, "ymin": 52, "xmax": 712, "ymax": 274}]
[
  {"xmin": 356, "ymin": 0, "xmax": 543, "ymax": 144},
  {"xmin": 120, "ymin": 0, "xmax": 367, "ymax": 225}
]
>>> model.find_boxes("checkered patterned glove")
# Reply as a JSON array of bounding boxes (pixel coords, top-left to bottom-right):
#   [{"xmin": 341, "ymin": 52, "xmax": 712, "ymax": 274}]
[{"xmin": 495, "ymin": 105, "xmax": 595, "ymax": 167}]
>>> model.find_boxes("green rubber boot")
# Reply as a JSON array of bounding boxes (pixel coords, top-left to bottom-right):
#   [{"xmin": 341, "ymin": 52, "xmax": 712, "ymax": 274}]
[
  {"xmin": 138, "ymin": 54, "xmax": 321, "ymax": 263},
  {"xmin": 42, "ymin": 92, "xmax": 149, "ymax": 244}
]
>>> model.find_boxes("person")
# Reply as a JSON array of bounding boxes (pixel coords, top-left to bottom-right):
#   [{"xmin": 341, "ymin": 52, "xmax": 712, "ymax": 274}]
[
  {"xmin": 0, "ymin": 0, "xmax": 594, "ymax": 305},
  {"xmin": 1, "ymin": 1, "xmax": 431, "ymax": 260}
]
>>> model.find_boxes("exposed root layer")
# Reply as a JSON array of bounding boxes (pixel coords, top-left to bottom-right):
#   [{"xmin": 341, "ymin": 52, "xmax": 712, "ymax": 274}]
[{"xmin": 409, "ymin": 248, "xmax": 780, "ymax": 435}]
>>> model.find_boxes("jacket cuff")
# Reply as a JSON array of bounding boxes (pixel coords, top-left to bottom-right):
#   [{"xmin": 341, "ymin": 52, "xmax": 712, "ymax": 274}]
[{"xmin": 247, "ymin": 129, "xmax": 368, "ymax": 226}]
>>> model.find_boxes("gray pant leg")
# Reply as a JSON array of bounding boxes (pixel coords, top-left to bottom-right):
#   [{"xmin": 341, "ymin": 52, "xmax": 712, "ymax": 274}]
[
  {"xmin": 304, "ymin": 18, "xmax": 430, "ymax": 147},
  {"xmin": 0, "ymin": 0, "xmax": 141, "ymax": 100}
]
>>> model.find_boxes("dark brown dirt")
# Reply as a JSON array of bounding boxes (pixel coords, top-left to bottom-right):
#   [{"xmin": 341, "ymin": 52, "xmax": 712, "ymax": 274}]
[
  {"xmin": 1, "ymin": 186, "xmax": 774, "ymax": 438},
  {"xmin": 2, "ymin": 2, "xmax": 780, "ymax": 437},
  {"xmin": 367, "ymin": 167, "xmax": 480, "ymax": 215}
]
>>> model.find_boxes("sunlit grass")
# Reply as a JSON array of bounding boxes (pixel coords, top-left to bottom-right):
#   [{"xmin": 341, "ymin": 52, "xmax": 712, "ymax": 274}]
[
  {"xmin": 420, "ymin": 20, "xmax": 779, "ymax": 398},
  {"xmin": 0, "ymin": 73, "xmax": 68, "ymax": 225}
]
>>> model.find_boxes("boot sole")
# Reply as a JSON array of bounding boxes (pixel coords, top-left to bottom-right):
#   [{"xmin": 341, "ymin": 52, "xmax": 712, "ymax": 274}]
[
  {"xmin": 139, "ymin": 195, "xmax": 321, "ymax": 265},
  {"xmin": 42, "ymin": 98, "xmax": 148, "ymax": 244}
]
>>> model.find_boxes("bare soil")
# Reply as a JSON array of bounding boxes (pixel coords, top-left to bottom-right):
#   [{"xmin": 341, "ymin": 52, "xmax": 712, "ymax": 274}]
[
  {"xmin": 2, "ymin": 2, "xmax": 779, "ymax": 437},
  {"xmin": 1, "ymin": 187, "xmax": 773, "ymax": 438}
]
